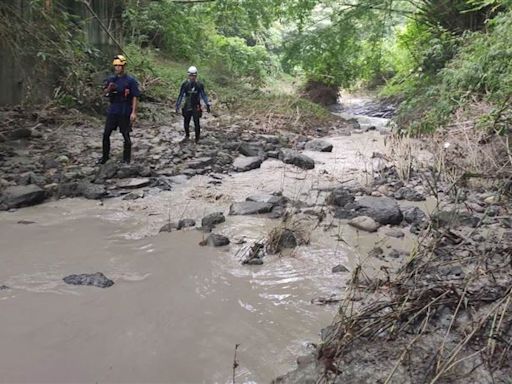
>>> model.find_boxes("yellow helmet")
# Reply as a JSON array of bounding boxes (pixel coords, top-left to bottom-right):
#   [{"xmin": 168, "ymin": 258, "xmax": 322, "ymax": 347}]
[{"xmin": 112, "ymin": 55, "xmax": 127, "ymax": 66}]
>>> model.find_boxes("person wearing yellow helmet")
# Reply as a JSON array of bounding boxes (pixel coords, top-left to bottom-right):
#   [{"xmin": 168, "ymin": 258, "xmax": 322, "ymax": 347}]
[
  {"xmin": 175, "ymin": 66, "xmax": 211, "ymax": 143},
  {"xmin": 99, "ymin": 55, "xmax": 141, "ymax": 164}
]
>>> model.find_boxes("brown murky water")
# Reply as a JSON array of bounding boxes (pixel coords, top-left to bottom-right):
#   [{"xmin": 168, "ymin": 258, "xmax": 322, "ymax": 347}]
[{"xmin": 0, "ymin": 110, "xmax": 433, "ymax": 383}]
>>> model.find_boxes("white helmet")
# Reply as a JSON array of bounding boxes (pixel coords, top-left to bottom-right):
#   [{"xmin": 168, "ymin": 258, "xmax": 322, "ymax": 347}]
[{"xmin": 187, "ymin": 66, "xmax": 198, "ymax": 75}]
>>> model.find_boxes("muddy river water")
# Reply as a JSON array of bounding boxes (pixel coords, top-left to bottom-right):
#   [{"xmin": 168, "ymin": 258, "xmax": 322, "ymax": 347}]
[{"xmin": 0, "ymin": 107, "xmax": 427, "ymax": 383}]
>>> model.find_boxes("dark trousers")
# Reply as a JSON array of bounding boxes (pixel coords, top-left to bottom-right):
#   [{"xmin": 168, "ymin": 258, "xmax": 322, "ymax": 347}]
[
  {"xmin": 183, "ymin": 110, "xmax": 201, "ymax": 141},
  {"xmin": 102, "ymin": 114, "xmax": 132, "ymax": 162}
]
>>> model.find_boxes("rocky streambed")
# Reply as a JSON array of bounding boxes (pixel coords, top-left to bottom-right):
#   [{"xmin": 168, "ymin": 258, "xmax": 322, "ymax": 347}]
[{"xmin": 1, "ymin": 99, "xmax": 509, "ymax": 382}]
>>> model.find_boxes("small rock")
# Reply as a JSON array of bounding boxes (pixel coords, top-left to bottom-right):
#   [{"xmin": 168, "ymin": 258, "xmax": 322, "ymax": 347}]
[
  {"xmin": 186, "ymin": 157, "xmax": 214, "ymax": 169},
  {"xmin": 332, "ymin": 264, "xmax": 349, "ymax": 273},
  {"xmin": 96, "ymin": 161, "xmax": 118, "ymax": 180},
  {"xmin": 201, "ymin": 212, "xmax": 226, "ymax": 228},
  {"xmin": 177, "ymin": 218, "xmax": 196, "ymax": 230},
  {"xmin": 355, "ymin": 196, "xmax": 403, "ymax": 225},
  {"xmin": 246, "ymin": 193, "xmax": 286, "ymax": 206},
  {"xmin": 325, "ymin": 187, "xmax": 355, "ymax": 207},
  {"xmin": 403, "ymin": 206, "xmax": 427, "ymax": 225},
  {"xmin": 159, "ymin": 223, "xmax": 177, "ymax": 233},
  {"xmin": 484, "ymin": 195, "xmax": 500, "ymax": 205},
  {"xmin": 8, "ymin": 128, "xmax": 32, "ymax": 140},
  {"xmin": 206, "ymin": 233, "xmax": 230, "ymax": 247},
  {"xmin": 57, "ymin": 155, "xmax": 70, "ymax": 164},
  {"xmin": 384, "ymin": 228, "xmax": 405, "ymax": 238},
  {"xmin": 229, "ymin": 201, "xmax": 274, "ymax": 215},
  {"xmin": 276, "ymin": 228, "xmax": 298, "ymax": 250},
  {"xmin": 394, "ymin": 187, "xmax": 425, "ymax": 201},
  {"xmin": 304, "ymin": 139, "xmax": 333, "ymax": 152},
  {"xmin": 78, "ymin": 182, "xmax": 106, "ymax": 200},
  {"xmin": 279, "ymin": 149, "xmax": 315, "ymax": 170},
  {"xmin": 368, "ymin": 247, "xmax": 384, "ymax": 258},
  {"xmin": 0, "ymin": 285, "xmax": 9, "ymax": 290},
  {"xmin": 63, "ymin": 272, "xmax": 114, "ymax": 288},
  {"xmin": 348, "ymin": 216, "xmax": 381, "ymax": 232},
  {"xmin": 238, "ymin": 143, "xmax": 264, "ymax": 157},
  {"xmin": 233, "ymin": 156, "xmax": 262, "ymax": 172},
  {"xmin": 116, "ymin": 178, "xmax": 151, "ymax": 189},
  {"xmin": 123, "ymin": 191, "xmax": 144, "ymax": 200}
]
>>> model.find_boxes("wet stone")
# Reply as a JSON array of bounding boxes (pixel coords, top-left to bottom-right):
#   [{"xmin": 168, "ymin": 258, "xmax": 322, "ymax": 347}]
[
  {"xmin": 206, "ymin": 233, "xmax": 230, "ymax": 247},
  {"xmin": 116, "ymin": 178, "xmax": 151, "ymax": 189},
  {"xmin": 369, "ymin": 247, "xmax": 384, "ymax": 258},
  {"xmin": 349, "ymin": 216, "xmax": 380, "ymax": 232},
  {"xmin": 63, "ymin": 272, "xmax": 114, "ymax": 288},
  {"xmin": 279, "ymin": 149, "xmax": 315, "ymax": 170},
  {"xmin": 123, "ymin": 190, "xmax": 144, "ymax": 200},
  {"xmin": 201, "ymin": 212, "xmax": 226, "ymax": 228},
  {"xmin": 177, "ymin": 218, "xmax": 196, "ymax": 230},
  {"xmin": 332, "ymin": 264, "xmax": 350, "ymax": 273},
  {"xmin": 304, "ymin": 139, "xmax": 333, "ymax": 152},
  {"xmin": 96, "ymin": 161, "xmax": 118, "ymax": 180},
  {"xmin": 0, "ymin": 285, "xmax": 9, "ymax": 290},
  {"xmin": 393, "ymin": 187, "xmax": 425, "ymax": 201},
  {"xmin": 325, "ymin": 187, "xmax": 355, "ymax": 207},
  {"xmin": 355, "ymin": 196, "xmax": 403, "ymax": 225},
  {"xmin": 159, "ymin": 222, "xmax": 178, "ymax": 233},
  {"xmin": 229, "ymin": 201, "xmax": 274, "ymax": 215},
  {"xmin": 233, "ymin": 156, "xmax": 262, "ymax": 172},
  {"xmin": 1, "ymin": 184, "xmax": 46, "ymax": 208},
  {"xmin": 384, "ymin": 228, "xmax": 405, "ymax": 238},
  {"xmin": 246, "ymin": 193, "xmax": 286, "ymax": 206}
]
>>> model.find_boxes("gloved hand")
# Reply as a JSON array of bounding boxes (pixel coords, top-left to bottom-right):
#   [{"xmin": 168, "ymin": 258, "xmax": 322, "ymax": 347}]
[{"xmin": 206, "ymin": 104, "xmax": 211, "ymax": 113}]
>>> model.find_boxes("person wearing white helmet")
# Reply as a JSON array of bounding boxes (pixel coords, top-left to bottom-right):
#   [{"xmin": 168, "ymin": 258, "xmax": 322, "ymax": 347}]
[{"xmin": 175, "ymin": 66, "xmax": 211, "ymax": 143}]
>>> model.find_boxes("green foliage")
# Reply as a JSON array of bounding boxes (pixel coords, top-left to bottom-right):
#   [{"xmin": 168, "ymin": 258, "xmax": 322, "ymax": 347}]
[{"xmin": 391, "ymin": 9, "xmax": 512, "ymax": 132}]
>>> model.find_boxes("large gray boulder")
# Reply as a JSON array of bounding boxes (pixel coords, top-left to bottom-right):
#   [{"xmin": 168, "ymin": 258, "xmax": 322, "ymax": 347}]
[
  {"xmin": 279, "ymin": 149, "xmax": 315, "ymax": 170},
  {"xmin": 355, "ymin": 196, "xmax": 403, "ymax": 225},
  {"xmin": 305, "ymin": 139, "xmax": 333, "ymax": 152},
  {"xmin": 233, "ymin": 156, "xmax": 262, "ymax": 172},
  {"xmin": 229, "ymin": 201, "xmax": 274, "ymax": 215},
  {"xmin": 1, "ymin": 184, "xmax": 46, "ymax": 208}
]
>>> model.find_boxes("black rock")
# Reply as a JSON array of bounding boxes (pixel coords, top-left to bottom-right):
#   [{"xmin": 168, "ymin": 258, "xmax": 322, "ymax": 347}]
[
  {"xmin": 394, "ymin": 187, "xmax": 426, "ymax": 201},
  {"xmin": 304, "ymin": 139, "xmax": 333, "ymax": 152},
  {"xmin": 63, "ymin": 272, "xmax": 114, "ymax": 288},
  {"xmin": 279, "ymin": 149, "xmax": 315, "ymax": 170},
  {"xmin": 159, "ymin": 222, "xmax": 178, "ymax": 233},
  {"xmin": 96, "ymin": 161, "xmax": 118, "ymax": 180},
  {"xmin": 1, "ymin": 184, "xmax": 46, "ymax": 208},
  {"xmin": 355, "ymin": 196, "xmax": 403, "ymax": 225},
  {"xmin": 177, "ymin": 218, "xmax": 196, "ymax": 230},
  {"xmin": 332, "ymin": 264, "xmax": 350, "ymax": 273},
  {"xmin": 201, "ymin": 212, "xmax": 226, "ymax": 228},
  {"xmin": 325, "ymin": 187, "xmax": 355, "ymax": 207},
  {"xmin": 229, "ymin": 201, "xmax": 274, "ymax": 215},
  {"xmin": 432, "ymin": 210, "xmax": 480, "ymax": 229},
  {"xmin": 0, "ymin": 285, "xmax": 9, "ymax": 290},
  {"xmin": 78, "ymin": 182, "xmax": 106, "ymax": 199},
  {"xmin": 403, "ymin": 206, "xmax": 427, "ymax": 225},
  {"xmin": 239, "ymin": 143, "xmax": 264, "ymax": 157},
  {"xmin": 368, "ymin": 247, "xmax": 384, "ymax": 258},
  {"xmin": 206, "ymin": 233, "xmax": 230, "ymax": 247},
  {"xmin": 277, "ymin": 228, "xmax": 298, "ymax": 249}
]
